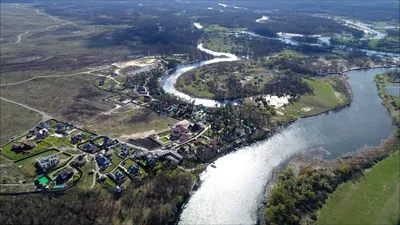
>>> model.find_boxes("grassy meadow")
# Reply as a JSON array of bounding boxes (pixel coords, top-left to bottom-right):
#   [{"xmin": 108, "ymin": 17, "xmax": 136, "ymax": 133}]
[
  {"xmin": 317, "ymin": 150, "xmax": 400, "ymax": 225},
  {"xmin": 273, "ymin": 77, "xmax": 350, "ymax": 123}
]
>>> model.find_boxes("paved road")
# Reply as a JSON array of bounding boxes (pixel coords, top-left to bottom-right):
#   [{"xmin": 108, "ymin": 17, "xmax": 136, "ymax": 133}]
[
  {"xmin": 0, "ymin": 66, "xmax": 109, "ymax": 87},
  {"xmin": 0, "ymin": 97, "xmax": 53, "ymax": 121}
]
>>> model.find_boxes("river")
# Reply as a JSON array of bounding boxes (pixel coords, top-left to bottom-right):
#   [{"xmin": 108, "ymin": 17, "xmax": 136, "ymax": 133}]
[
  {"xmin": 158, "ymin": 28, "xmax": 398, "ymax": 224},
  {"xmin": 161, "ymin": 44, "xmax": 241, "ymax": 107},
  {"xmin": 177, "ymin": 67, "xmax": 397, "ymax": 224}
]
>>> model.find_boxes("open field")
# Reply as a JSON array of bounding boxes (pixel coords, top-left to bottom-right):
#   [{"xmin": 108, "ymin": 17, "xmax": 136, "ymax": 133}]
[
  {"xmin": 74, "ymin": 158, "xmax": 97, "ymax": 190},
  {"xmin": 1, "ymin": 4, "xmax": 133, "ymax": 82},
  {"xmin": 0, "ymin": 4, "xmax": 60, "ymax": 44},
  {"xmin": 0, "ymin": 99, "xmax": 42, "ymax": 145},
  {"xmin": 317, "ymin": 150, "xmax": 400, "ymax": 225},
  {"xmin": 84, "ymin": 106, "xmax": 178, "ymax": 140},
  {"xmin": 273, "ymin": 77, "xmax": 350, "ymax": 123},
  {"xmin": 0, "ymin": 74, "xmax": 113, "ymax": 124}
]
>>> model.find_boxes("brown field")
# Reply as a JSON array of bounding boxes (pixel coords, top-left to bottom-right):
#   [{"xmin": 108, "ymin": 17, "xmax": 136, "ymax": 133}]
[{"xmin": 0, "ymin": 99, "xmax": 42, "ymax": 145}]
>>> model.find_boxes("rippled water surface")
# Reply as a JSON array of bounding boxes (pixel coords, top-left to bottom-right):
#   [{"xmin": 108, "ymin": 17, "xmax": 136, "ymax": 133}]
[{"xmin": 178, "ymin": 68, "xmax": 397, "ymax": 225}]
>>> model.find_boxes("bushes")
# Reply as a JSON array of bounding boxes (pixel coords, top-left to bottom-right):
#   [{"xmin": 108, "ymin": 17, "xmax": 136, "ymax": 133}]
[{"xmin": 265, "ymin": 138, "xmax": 398, "ymax": 225}]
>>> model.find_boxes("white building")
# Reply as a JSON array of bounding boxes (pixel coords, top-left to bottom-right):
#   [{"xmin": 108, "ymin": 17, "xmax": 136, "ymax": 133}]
[{"xmin": 36, "ymin": 154, "xmax": 60, "ymax": 170}]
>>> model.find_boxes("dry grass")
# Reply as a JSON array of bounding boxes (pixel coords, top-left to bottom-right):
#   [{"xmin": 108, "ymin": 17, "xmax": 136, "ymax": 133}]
[
  {"xmin": 0, "ymin": 99, "xmax": 42, "ymax": 145},
  {"xmin": 84, "ymin": 106, "xmax": 178, "ymax": 140},
  {"xmin": 0, "ymin": 74, "xmax": 113, "ymax": 125}
]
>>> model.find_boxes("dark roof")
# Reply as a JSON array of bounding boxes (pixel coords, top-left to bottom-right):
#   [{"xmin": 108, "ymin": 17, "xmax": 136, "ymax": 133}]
[
  {"xmin": 58, "ymin": 168, "xmax": 73, "ymax": 180},
  {"xmin": 128, "ymin": 165, "xmax": 139, "ymax": 173}
]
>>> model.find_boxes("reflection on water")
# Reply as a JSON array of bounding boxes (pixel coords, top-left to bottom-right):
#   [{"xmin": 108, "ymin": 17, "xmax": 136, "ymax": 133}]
[{"xmin": 178, "ymin": 68, "xmax": 397, "ymax": 225}]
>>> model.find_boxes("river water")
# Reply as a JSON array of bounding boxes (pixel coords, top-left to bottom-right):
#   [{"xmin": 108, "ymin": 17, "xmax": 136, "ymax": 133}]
[
  {"xmin": 177, "ymin": 67, "xmax": 397, "ymax": 224},
  {"xmin": 161, "ymin": 44, "xmax": 240, "ymax": 107}
]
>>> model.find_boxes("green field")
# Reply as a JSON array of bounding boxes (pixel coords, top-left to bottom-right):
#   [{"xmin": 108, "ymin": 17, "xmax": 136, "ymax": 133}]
[
  {"xmin": 1, "ymin": 139, "xmax": 53, "ymax": 160},
  {"xmin": 159, "ymin": 136, "xmax": 170, "ymax": 144},
  {"xmin": 317, "ymin": 150, "xmax": 400, "ymax": 225},
  {"xmin": 273, "ymin": 77, "xmax": 349, "ymax": 123},
  {"xmin": 16, "ymin": 149, "xmax": 59, "ymax": 176},
  {"xmin": 75, "ymin": 159, "xmax": 96, "ymax": 190}
]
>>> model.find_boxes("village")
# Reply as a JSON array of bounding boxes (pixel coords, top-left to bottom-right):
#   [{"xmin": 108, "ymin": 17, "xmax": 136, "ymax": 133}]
[
  {"xmin": 0, "ymin": 55, "xmax": 267, "ymax": 195},
  {"xmin": 0, "ymin": 110, "xmax": 260, "ymax": 194}
]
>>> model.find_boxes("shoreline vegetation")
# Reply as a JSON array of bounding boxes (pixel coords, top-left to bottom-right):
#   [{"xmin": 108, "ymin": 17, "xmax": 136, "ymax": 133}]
[
  {"xmin": 261, "ymin": 69, "xmax": 400, "ymax": 225},
  {"xmin": 1, "ymin": 2, "xmax": 399, "ymax": 225}
]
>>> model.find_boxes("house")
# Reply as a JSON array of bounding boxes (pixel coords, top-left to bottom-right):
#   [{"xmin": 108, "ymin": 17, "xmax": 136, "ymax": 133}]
[
  {"xmin": 35, "ymin": 128, "xmax": 49, "ymax": 140},
  {"xmin": 188, "ymin": 123, "xmax": 202, "ymax": 132},
  {"xmin": 146, "ymin": 158, "xmax": 155, "ymax": 167},
  {"xmin": 83, "ymin": 143, "xmax": 96, "ymax": 152},
  {"xmin": 38, "ymin": 122, "xmax": 51, "ymax": 129},
  {"xmin": 36, "ymin": 154, "xmax": 60, "ymax": 170},
  {"xmin": 113, "ymin": 185, "xmax": 125, "ymax": 193},
  {"xmin": 56, "ymin": 168, "xmax": 74, "ymax": 184},
  {"xmin": 137, "ymin": 86, "xmax": 147, "ymax": 95},
  {"xmin": 12, "ymin": 142, "xmax": 36, "ymax": 152},
  {"xmin": 74, "ymin": 155, "xmax": 87, "ymax": 167},
  {"xmin": 70, "ymin": 133, "xmax": 86, "ymax": 144},
  {"xmin": 115, "ymin": 171, "xmax": 125, "ymax": 183},
  {"xmin": 96, "ymin": 154, "xmax": 110, "ymax": 170},
  {"xmin": 119, "ymin": 147, "xmax": 130, "ymax": 158},
  {"xmin": 102, "ymin": 137, "xmax": 117, "ymax": 148},
  {"xmin": 160, "ymin": 151, "xmax": 183, "ymax": 165},
  {"xmin": 27, "ymin": 129, "xmax": 36, "ymax": 138},
  {"xmin": 55, "ymin": 124, "xmax": 66, "ymax": 134},
  {"xmin": 107, "ymin": 173, "xmax": 116, "ymax": 181},
  {"xmin": 170, "ymin": 125, "xmax": 189, "ymax": 140},
  {"xmin": 128, "ymin": 165, "xmax": 139, "ymax": 174}
]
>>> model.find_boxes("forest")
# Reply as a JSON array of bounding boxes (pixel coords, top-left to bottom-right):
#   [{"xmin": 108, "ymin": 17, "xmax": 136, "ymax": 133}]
[
  {"xmin": 0, "ymin": 167, "xmax": 195, "ymax": 225},
  {"xmin": 265, "ymin": 136, "xmax": 399, "ymax": 225}
]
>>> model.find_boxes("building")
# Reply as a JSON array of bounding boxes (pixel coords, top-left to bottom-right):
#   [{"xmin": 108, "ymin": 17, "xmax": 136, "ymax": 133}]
[
  {"xmin": 74, "ymin": 155, "xmax": 87, "ymax": 167},
  {"xmin": 83, "ymin": 143, "xmax": 96, "ymax": 152},
  {"xmin": 188, "ymin": 123, "xmax": 202, "ymax": 132},
  {"xmin": 137, "ymin": 86, "xmax": 147, "ymax": 95},
  {"xmin": 146, "ymin": 158, "xmax": 155, "ymax": 167},
  {"xmin": 96, "ymin": 154, "xmax": 110, "ymax": 170},
  {"xmin": 35, "ymin": 128, "xmax": 49, "ymax": 140},
  {"xmin": 128, "ymin": 165, "xmax": 139, "ymax": 174},
  {"xmin": 36, "ymin": 154, "xmax": 60, "ymax": 170},
  {"xmin": 115, "ymin": 171, "xmax": 125, "ymax": 183},
  {"xmin": 56, "ymin": 168, "xmax": 74, "ymax": 184},
  {"xmin": 70, "ymin": 133, "xmax": 86, "ymax": 144},
  {"xmin": 170, "ymin": 125, "xmax": 189, "ymax": 141},
  {"xmin": 12, "ymin": 142, "xmax": 36, "ymax": 152},
  {"xmin": 119, "ymin": 147, "xmax": 130, "ymax": 158},
  {"xmin": 160, "ymin": 151, "xmax": 183, "ymax": 165}
]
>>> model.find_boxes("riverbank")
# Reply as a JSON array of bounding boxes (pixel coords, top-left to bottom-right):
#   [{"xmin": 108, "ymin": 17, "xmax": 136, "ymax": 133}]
[
  {"xmin": 317, "ymin": 150, "xmax": 399, "ymax": 225},
  {"xmin": 260, "ymin": 130, "xmax": 399, "ymax": 225},
  {"xmin": 260, "ymin": 68, "xmax": 400, "ymax": 225},
  {"xmin": 170, "ymin": 42, "xmax": 397, "ymax": 223}
]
